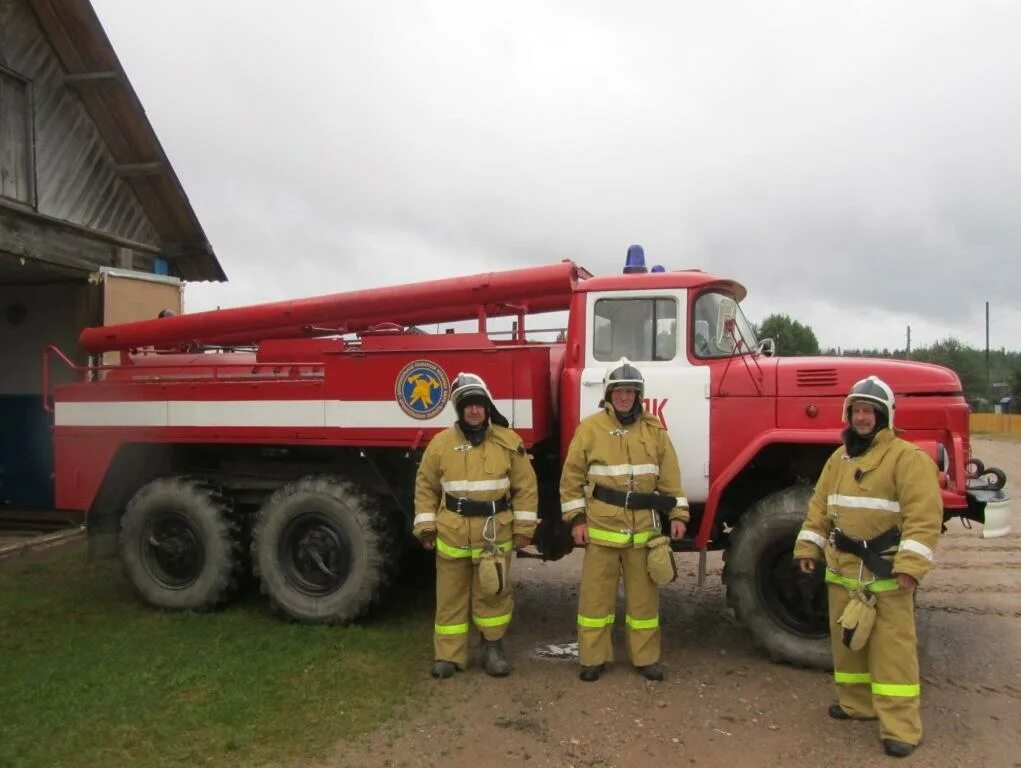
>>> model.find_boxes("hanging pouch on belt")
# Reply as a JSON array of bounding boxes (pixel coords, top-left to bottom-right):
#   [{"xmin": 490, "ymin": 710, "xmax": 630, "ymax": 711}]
[
  {"xmin": 645, "ymin": 534, "xmax": 677, "ymax": 586},
  {"xmin": 838, "ymin": 590, "xmax": 877, "ymax": 651},
  {"xmin": 478, "ymin": 515, "xmax": 506, "ymax": 596}
]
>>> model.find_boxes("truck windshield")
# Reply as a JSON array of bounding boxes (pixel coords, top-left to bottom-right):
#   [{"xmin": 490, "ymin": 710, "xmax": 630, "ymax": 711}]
[{"xmin": 692, "ymin": 291, "xmax": 759, "ymax": 358}]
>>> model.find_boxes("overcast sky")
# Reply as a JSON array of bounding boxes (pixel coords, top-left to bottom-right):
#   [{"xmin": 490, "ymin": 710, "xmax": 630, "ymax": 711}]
[{"xmin": 92, "ymin": 0, "xmax": 1021, "ymax": 352}]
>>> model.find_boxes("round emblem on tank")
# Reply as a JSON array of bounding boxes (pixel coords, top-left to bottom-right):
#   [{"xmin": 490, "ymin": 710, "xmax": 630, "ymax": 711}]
[{"xmin": 395, "ymin": 360, "xmax": 450, "ymax": 420}]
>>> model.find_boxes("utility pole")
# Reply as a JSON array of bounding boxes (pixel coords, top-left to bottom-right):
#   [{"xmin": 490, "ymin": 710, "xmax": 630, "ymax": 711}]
[
  {"xmin": 986, "ymin": 301, "xmax": 990, "ymax": 385},
  {"xmin": 905, "ymin": 325, "xmax": 911, "ymax": 359}
]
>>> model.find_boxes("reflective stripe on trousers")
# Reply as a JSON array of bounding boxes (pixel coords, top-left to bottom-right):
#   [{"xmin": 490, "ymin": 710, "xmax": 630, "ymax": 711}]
[
  {"xmin": 578, "ymin": 614, "xmax": 659, "ymax": 630},
  {"xmin": 834, "ymin": 671, "xmax": 920, "ymax": 697},
  {"xmin": 587, "ymin": 528, "xmax": 655, "ymax": 546},
  {"xmin": 474, "ymin": 613, "xmax": 511, "ymax": 628},
  {"xmin": 625, "ymin": 614, "xmax": 659, "ymax": 630},
  {"xmin": 436, "ymin": 538, "xmax": 513, "ymax": 559},
  {"xmin": 434, "ymin": 621, "xmax": 469, "ymax": 635},
  {"xmin": 437, "ymin": 613, "xmax": 512, "ymax": 633},
  {"xmin": 825, "ymin": 569, "xmax": 899, "ymax": 593}
]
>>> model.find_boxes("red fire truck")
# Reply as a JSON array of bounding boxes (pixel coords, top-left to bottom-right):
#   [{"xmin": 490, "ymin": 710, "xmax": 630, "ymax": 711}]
[{"xmin": 45, "ymin": 250, "xmax": 1010, "ymax": 667}]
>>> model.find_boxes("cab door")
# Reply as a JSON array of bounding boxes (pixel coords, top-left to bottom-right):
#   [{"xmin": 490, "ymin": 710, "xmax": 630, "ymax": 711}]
[{"xmin": 579, "ymin": 289, "xmax": 710, "ymax": 503}]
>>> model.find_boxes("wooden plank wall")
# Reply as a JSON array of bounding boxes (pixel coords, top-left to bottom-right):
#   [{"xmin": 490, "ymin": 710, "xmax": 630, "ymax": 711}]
[
  {"xmin": 0, "ymin": 0, "xmax": 160, "ymax": 247},
  {"xmin": 971, "ymin": 413, "xmax": 1021, "ymax": 437}
]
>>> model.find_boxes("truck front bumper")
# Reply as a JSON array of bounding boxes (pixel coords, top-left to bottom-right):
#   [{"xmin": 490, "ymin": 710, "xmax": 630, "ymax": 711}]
[{"xmin": 966, "ymin": 488, "xmax": 1012, "ymax": 538}]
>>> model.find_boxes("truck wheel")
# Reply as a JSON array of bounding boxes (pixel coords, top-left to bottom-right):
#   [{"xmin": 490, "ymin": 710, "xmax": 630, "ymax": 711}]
[
  {"xmin": 724, "ymin": 485, "xmax": 831, "ymax": 668},
  {"xmin": 120, "ymin": 477, "xmax": 243, "ymax": 610},
  {"xmin": 251, "ymin": 475, "xmax": 396, "ymax": 624}
]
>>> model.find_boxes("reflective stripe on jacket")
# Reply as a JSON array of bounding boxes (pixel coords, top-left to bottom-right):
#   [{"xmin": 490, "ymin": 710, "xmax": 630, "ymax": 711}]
[
  {"xmin": 413, "ymin": 423, "xmax": 539, "ymax": 556},
  {"xmin": 794, "ymin": 429, "xmax": 942, "ymax": 583},
  {"xmin": 559, "ymin": 406, "xmax": 688, "ymax": 548}
]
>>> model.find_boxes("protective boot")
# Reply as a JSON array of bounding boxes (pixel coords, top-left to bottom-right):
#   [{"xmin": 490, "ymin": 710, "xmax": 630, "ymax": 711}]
[
  {"xmin": 829, "ymin": 704, "xmax": 877, "ymax": 721},
  {"xmin": 481, "ymin": 639, "xmax": 511, "ymax": 677},
  {"xmin": 883, "ymin": 739, "xmax": 915, "ymax": 758},
  {"xmin": 637, "ymin": 663, "xmax": 664, "ymax": 681},
  {"xmin": 829, "ymin": 704, "xmax": 852, "ymax": 720},
  {"xmin": 431, "ymin": 660, "xmax": 457, "ymax": 679},
  {"xmin": 579, "ymin": 664, "xmax": 604, "ymax": 682}
]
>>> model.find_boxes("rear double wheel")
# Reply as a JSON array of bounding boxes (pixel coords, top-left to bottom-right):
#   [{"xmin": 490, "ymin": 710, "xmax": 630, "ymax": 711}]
[
  {"xmin": 251, "ymin": 475, "xmax": 397, "ymax": 624},
  {"xmin": 120, "ymin": 476, "xmax": 244, "ymax": 610}
]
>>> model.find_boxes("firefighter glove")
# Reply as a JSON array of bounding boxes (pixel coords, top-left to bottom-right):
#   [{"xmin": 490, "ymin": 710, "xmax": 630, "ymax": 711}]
[
  {"xmin": 478, "ymin": 546, "xmax": 507, "ymax": 596},
  {"xmin": 645, "ymin": 534, "xmax": 678, "ymax": 586},
  {"xmin": 838, "ymin": 591, "xmax": 877, "ymax": 651}
]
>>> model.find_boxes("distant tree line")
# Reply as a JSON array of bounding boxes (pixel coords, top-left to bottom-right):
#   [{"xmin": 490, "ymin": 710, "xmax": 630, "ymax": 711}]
[
  {"xmin": 757, "ymin": 314, "xmax": 820, "ymax": 356},
  {"xmin": 755, "ymin": 314, "xmax": 1021, "ymax": 411}
]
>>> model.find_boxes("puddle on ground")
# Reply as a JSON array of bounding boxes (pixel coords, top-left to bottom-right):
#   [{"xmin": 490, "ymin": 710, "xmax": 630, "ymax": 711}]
[{"xmin": 533, "ymin": 641, "xmax": 578, "ymax": 660}]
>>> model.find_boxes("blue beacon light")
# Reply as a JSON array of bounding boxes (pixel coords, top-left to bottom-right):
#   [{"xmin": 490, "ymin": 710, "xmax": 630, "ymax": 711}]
[
  {"xmin": 623, "ymin": 244, "xmax": 648, "ymax": 274},
  {"xmin": 651, "ymin": 265, "xmax": 665, "ymax": 273}
]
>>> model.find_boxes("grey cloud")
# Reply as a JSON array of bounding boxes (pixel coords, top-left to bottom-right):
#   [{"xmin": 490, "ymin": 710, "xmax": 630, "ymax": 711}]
[{"xmin": 93, "ymin": 0, "xmax": 1021, "ymax": 349}]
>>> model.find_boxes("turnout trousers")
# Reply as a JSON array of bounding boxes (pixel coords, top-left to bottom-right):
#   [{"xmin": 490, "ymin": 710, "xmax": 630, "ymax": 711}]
[
  {"xmin": 828, "ymin": 583, "xmax": 922, "ymax": 745},
  {"xmin": 577, "ymin": 542, "xmax": 660, "ymax": 667},
  {"xmin": 433, "ymin": 553, "xmax": 513, "ymax": 669}
]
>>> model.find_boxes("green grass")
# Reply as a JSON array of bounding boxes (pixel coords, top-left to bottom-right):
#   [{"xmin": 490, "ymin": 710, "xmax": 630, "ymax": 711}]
[{"xmin": 0, "ymin": 546, "xmax": 433, "ymax": 768}]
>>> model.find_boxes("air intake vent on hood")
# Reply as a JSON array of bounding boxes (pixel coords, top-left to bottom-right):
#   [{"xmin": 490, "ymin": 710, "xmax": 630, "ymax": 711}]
[{"xmin": 796, "ymin": 368, "xmax": 839, "ymax": 387}]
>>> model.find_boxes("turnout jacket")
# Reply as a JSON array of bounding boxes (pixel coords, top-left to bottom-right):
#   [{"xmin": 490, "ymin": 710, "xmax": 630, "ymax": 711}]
[
  {"xmin": 794, "ymin": 429, "xmax": 942, "ymax": 583},
  {"xmin": 413, "ymin": 423, "xmax": 538, "ymax": 560},
  {"xmin": 559, "ymin": 406, "xmax": 689, "ymax": 548}
]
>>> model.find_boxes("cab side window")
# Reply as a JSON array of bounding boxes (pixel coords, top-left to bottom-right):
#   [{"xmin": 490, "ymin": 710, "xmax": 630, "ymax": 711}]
[{"xmin": 593, "ymin": 298, "xmax": 676, "ymax": 362}]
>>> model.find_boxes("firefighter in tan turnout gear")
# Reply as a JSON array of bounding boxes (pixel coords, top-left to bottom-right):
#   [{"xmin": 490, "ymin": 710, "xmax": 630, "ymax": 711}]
[
  {"xmin": 413, "ymin": 373, "xmax": 538, "ymax": 679},
  {"xmin": 795, "ymin": 376, "xmax": 942, "ymax": 759},
  {"xmin": 560, "ymin": 358, "xmax": 689, "ymax": 682}
]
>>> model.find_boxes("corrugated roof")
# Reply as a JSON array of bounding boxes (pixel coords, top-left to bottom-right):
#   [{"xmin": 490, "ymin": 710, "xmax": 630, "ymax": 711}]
[{"xmin": 26, "ymin": 0, "xmax": 226, "ymax": 282}]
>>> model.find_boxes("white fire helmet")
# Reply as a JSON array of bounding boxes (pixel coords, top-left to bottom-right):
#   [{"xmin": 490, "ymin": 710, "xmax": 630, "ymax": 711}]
[
  {"xmin": 450, "ymin": 372, "xmax": 494, "ymax": 409},
  {"xmin": 450, "ymin": 372, "xmax": 509, "ymax": 427},
  {"xmin": 842, "ymin": 375, "xmax": 895, "ymax": 430},
  {"xmin": 602, "ymin": 357, "xmax": 645, "ymax": 402}
]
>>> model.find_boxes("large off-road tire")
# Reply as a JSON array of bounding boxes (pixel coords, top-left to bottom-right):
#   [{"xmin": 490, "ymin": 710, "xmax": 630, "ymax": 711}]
[
  {"xmin": 251, "ymin": 475, "xmax": 397, "ymax": 624},
  {"xmin": 724, "ymin": 485, "xmax": 831, "ymax": 668},
  {"xmin": 120, "ymin": 476, "xmax": 243, "ymax": 610}
]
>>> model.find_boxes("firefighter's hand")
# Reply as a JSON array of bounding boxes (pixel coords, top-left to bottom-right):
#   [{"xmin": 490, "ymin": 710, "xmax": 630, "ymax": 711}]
[
  {"xmin": 670, "ymin": 519, "xmax": 687, "ymax": 540},
  {"xmin": 513, "ymin": 534, "xmax": 531, "ymax": 550},
  {"xmin": 420, "ymin": 532, "xmax": 436, "ymax": 551},
  {"xmin": 572, "ymin": 523, "xmax": 589, "ymax": 546},
  {"xmin": 798, "ymin": 558, "xmax": 816, "ymax": 574},
  {"xmin": 895, "ymin": 572, "xmax": 918, "ymax": 591}
]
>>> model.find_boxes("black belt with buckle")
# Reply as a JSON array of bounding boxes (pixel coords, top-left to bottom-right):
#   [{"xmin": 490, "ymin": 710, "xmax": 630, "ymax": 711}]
[
  {"xmin": 592, "ymin": 484, "xmax": 676, "ymax": 512},
  {"xmin": 831, "ymin": 527, "xmax": 900, "ymax": 578},
  {"xmin": 444, "ymin": 493, "xmax": 510, "ymax": 517}
]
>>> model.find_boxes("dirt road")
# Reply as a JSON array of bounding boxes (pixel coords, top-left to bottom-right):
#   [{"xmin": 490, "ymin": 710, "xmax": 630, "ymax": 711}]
[{"xmin": 323, "ymin": 438, "xmax": 1021, "ymax": 768}]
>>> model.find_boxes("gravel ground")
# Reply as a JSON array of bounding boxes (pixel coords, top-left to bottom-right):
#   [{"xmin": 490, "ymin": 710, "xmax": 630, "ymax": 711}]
[
  {"xmin": 317, "ymin": 437, "xmax": 1021, "ymax": 768},
  {"xmin": 4, "ymin": 440, "xmax": 1016, "ymax": 767}
]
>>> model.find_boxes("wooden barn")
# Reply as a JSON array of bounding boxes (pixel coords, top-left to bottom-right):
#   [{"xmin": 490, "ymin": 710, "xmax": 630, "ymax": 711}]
[{"xmin": 0, "ymin": 0, "xmax": 225, "ymax": 513}]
